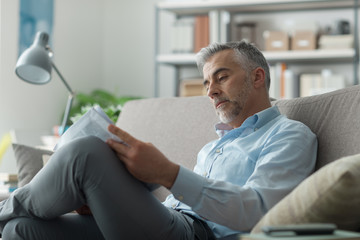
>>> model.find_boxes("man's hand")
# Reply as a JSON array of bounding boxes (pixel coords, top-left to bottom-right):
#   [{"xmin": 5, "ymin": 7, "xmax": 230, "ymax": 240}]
[{"xmin": 106, "ymin": 124, "xmax": 180, "ymax": 189}]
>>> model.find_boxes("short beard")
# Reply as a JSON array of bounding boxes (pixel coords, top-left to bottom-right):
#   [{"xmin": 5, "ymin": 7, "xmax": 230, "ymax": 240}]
[
  {"xmin": 217, "ymin": 101, "xmax": 242, "ymax": 124},
  {"xmin": 216, "ymin": 78, "xmax": 251, "ymax": 125}
]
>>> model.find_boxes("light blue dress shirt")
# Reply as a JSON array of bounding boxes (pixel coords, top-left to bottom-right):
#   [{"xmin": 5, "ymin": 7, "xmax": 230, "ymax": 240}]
[{"xmin": 163, "ymin": 106, "xmax": 318, "ymax": 238}]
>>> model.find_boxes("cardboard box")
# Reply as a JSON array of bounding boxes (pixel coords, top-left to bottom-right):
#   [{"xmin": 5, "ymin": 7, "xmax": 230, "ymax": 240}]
[
  {"xmin": 263, "ymin": 31, "xmax": 289, "ymax": 51},
  {"xmin": 292, "ymin": 31, "xmax": 317, "ymax": 50},
  {"xmin": 180, "ymin": 79, "xmax": 206, "ymax": 97}
]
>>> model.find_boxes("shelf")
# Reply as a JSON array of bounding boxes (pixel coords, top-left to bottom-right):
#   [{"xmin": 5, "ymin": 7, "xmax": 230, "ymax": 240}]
[
  {"xmin": 264, "ymin": 49, "xmax": 356, "ymax": 63},
  {"xmin": 157, "ymin": 49, "xmax": 356, "ymax": 66},
  {"xmin": 157, "ymin": 0, "xmax": 356, "ymax": 15},
  {"xmin": 157, "ymin": 53, "xmax": 197, "ymax": 65},
  {"xmin": 154, "ymin": 0, "xmax": 359, "ymax": 97}
]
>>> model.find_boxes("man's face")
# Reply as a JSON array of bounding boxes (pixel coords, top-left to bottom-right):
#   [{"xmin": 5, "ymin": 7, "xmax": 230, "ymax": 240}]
[{"xmin": 203, "ymin": 49, "xmax": 253, "ymax": 128}]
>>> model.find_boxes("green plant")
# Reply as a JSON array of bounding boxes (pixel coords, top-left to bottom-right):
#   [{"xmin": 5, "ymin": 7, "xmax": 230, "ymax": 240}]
[{"xmin": 67, "ymin": 89, "xmax": 141, "ymax": 125}]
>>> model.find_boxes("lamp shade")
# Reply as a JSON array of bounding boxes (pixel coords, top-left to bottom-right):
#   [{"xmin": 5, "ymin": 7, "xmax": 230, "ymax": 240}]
[{"xmin": 15, "ymin": 32, "xmax": 52, "ymax": 84}]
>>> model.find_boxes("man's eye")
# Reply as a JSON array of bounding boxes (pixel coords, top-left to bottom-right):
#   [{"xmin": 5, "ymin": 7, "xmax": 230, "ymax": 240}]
[{"xmin": 219, "ymin": 76, "xmax": 227, "ymax": 81}]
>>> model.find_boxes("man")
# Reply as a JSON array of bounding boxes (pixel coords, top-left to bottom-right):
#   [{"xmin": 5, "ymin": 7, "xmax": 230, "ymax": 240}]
[{"xmin": 0, "ymin": 41, "xmax": 317, "ymax": 239}]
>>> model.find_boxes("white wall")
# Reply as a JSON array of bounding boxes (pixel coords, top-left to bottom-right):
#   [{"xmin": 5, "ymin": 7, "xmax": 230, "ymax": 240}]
[
  {"xmin": 53, "ymin": 0, "xmax": 104, "ymax": 94},
  {"xmin": 102, "ymin": 0, "xmax": 158, "ymax": 97},
  {"xmin": 0, "ymin": 0, "xmax": 168, "ymax": 173},
  {"xmin": 100, "ymin": 0, "xmax": 176, "ymax": 98},
  {"xmin": 0, "ymin": 0, "xmax": 113, "ymax": 173}
]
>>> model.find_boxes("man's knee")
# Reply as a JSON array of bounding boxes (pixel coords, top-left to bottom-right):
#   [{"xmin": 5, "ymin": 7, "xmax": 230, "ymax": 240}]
[
  {"xmin": 54, "ymin": 136, "xmax": 122, "ymax": 180},
  {"xmin": 54, "ymin": 136, "xmax": 113, "ymax": 167},
  {"xmin": 61, "ymin": 136, "xmax": 106, "ymax": 156},
  {"xmin": 2, "ymin": 218, "xmax": 28, "ymax": 240}
]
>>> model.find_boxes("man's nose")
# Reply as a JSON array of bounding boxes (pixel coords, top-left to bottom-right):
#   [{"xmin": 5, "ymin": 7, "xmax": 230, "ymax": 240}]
[{"xmin": 207, "ymin": 82, "xmax": 220, "ymax": 98}]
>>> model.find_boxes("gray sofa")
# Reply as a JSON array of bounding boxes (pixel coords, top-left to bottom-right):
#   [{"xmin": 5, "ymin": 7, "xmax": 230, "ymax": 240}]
[
  {"xmin": 116, "ymin": 84, "xmax": 360, "ymax": 233},
  {"xmin": 11, "ymin": 85, "xmax": 360, "ymax": 234}
]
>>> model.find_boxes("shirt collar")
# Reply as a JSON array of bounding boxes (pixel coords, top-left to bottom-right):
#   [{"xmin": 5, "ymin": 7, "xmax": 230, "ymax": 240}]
[{"xmin": 215, "ymin": 106, "xmax": 280, "ymax": 137}]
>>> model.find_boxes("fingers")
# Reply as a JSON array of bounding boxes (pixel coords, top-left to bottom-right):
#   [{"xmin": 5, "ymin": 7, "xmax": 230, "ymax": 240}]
[
  {"xmin": 107, "ymin": 138, "xmax": 129, "ymax": 154},
  {"xmin": 108, "ymin": 124, "xmax": 137, "ymax": 146},
  {"xmin": 107, "ymin": 124, "xmax": 136, "ymax": 159}
]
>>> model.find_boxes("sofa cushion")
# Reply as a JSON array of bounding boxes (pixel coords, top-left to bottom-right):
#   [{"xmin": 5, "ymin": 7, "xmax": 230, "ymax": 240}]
[
  {"xmin": 12, "ymin": 143, "xmax": 54, "ymax": 187},
  {"xmin": 116, "ymin": 96, "xmax": 219, "ymax": 201},
  {"xmin": 251, "ymin": 153, "xmax": 360, "ymax": 233},
  {"xmin": 273, "ymin": 85, "xmax": 360, "ymax": 170}
]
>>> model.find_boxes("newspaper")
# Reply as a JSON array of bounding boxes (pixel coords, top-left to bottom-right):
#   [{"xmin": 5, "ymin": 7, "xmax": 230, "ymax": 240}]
[
  {"xmin": 54, "ymin": 106, "xmax": 160, "ymax": 191},
  {"xmin": 54, "ymin": 106, "xmax": 123, "ymax": 151}
]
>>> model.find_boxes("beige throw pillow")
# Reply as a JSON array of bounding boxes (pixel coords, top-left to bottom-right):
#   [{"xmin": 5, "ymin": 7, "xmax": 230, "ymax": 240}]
[
  {"xmin": 252, "ymin": 153, "xmax": 360, "ymax": 233},
  {"xmin": 12, "ymin": 144, "xmax": 54, "ymax": 187}
]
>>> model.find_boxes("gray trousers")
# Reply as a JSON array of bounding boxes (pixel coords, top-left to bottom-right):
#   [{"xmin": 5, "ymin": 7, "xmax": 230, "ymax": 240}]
[{"xmin": 0, "ymin": 136, "xmax": 201, "ymax": 240}]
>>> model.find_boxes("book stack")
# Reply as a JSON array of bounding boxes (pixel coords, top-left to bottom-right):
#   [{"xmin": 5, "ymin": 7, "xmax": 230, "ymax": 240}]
[
  {"xmin": 299, "ymin": 70, "xmax": 346, "ymax": 97},
  {"xmin": 171, "ymin": 14, "xmax": 212, "ymax": 54},
  {"xmin": 269, "ymin": 62, "xmax": 299, "ymax": 99},
  {"xmin": 171, "ymin": 17, "xmax": 194, "ymax": 53},
  {"xmin": 0, "ymin": 173, "xmax": 18, "ymax": 194},
  {"xmin": 269, "ymin": 65, "xmax": 346, "ymax": 99}
]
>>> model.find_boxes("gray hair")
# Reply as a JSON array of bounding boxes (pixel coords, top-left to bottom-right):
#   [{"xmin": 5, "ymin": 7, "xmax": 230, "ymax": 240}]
[{"xmin": 195, "ymin": 41, "xmax": 271, "ymax": 90}]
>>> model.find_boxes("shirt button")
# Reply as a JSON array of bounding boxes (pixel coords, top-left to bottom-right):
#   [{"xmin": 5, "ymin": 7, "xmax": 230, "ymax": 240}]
[
  {"xmin": 203, "ymin": 172, "xmax": 207, "ymax": 177},
  {"xmin": 216, "ymin": 149, "xmax": 221, "ymax": 153},
  {"xmin": 172, "ymin": 204, "xmax": 177, "ymax": 208},
  {"xmin": 178, "ymin": 195, "xmax": 184, "ymax": 201}
]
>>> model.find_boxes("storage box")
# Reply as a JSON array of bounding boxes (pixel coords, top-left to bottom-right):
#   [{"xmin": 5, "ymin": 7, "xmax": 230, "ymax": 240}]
[
  {"xmin": 319, "ymin": 34, "xmax": 353, "ymax": 49},
  {"xmin": 263, "ymin": 31, "xmax": 289, "ymax": 51},
  {"xmin": 180, "ymin": 79, "xmax": 206, "ymax": 97},
  {"xmin": 292, "ymin": 31, "xmax": 317, "ymax": 50}
]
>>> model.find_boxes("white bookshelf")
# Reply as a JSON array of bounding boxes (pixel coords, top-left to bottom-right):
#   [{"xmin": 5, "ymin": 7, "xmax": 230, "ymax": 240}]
[{"xmin": 154, "ymin": 0, "xmax": 359, "ymax": 97}]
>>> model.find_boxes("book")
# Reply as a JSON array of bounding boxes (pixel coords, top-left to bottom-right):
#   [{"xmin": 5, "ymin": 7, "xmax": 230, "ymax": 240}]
[
  {"xmin": 284, "ymin": 69, "xmax": 299, "ymax": 99},
  {"xmin": 209, "ymin": 10, "xmax": 220, "ymax": 43},
  {"xmin": 269, "ymin": 62, "xmax": 287, "ymax": 99},
  {"xmin": 239, "ymin": 230, "xmax": 360, "ymax": 240},
  {"xmin": 194, "ymin": 14, "xmax": 210, "ymax": 53},
  {"xmin": 54, "ymin": 106, "xmax": 123, "ymax": 151},
  {"xmin": 300, "ymin": 74, "xmax": 322, "ymax": 97},
  {"xmin": 171, "ymin": 17, "xmax": 194, "ymax": 53},
  {"xmin": 279, "ymin": 62, "xmax": 287, "ymax": 98}
]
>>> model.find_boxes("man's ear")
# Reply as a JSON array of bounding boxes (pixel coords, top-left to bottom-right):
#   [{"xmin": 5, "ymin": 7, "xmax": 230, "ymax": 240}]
[{"xmin": 252, "ymin": 67, "xmax": 266, "ymax": 89}]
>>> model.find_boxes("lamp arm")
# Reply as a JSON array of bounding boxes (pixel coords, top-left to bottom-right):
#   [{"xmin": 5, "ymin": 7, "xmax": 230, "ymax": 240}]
[
  {"xmin": 51, "ymin": 61, "xmax": 75, "ymax": 135},
  {"xmin": 51, "ymin": 61, "xmax": 75, "ymax": 95},
  {"xmin": 60, "ymin": 94, "xmax": 74, "ymax": 135}
]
